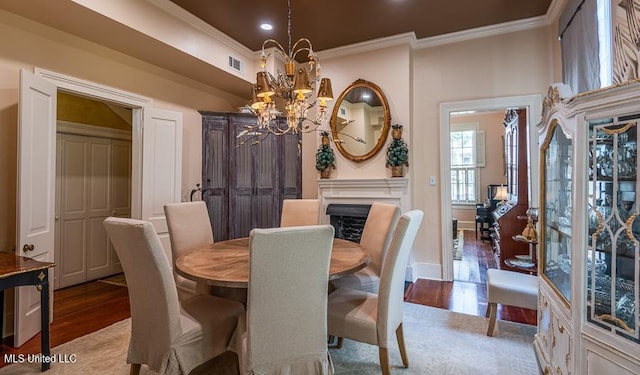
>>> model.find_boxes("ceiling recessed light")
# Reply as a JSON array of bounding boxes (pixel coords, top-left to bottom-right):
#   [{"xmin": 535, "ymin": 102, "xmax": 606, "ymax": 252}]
[{"xmin": 260, "ymin": 23, "xmax": 273, "ymax": 31}]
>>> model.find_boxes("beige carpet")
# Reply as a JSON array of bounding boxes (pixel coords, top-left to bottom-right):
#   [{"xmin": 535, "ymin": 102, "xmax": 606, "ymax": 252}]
[
  {"xmin": 453, "ymin": 229, "xmax": 464, "ymax": 260},
  {"xmin": 0, "ymin": 302, "xmax": 537, "ymax": 375}
]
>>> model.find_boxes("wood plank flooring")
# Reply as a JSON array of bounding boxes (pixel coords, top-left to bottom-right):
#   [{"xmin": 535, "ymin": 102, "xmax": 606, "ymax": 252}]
[
  {"xmin": 404, "ymin": 229, "xmax": 537, "ymax": 325},
  {"xmin": 0, "ymin": 281, "xmax": 130, "ymax": 368},
  {"xmin": 0, "ymin": 229, "xmax": 535, "ymax": 369}
]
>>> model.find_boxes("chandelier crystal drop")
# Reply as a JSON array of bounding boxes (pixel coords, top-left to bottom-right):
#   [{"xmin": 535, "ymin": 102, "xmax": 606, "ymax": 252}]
[{"xmin": 240, "ymin": 0, "xmax": 333, "ymax": 145}]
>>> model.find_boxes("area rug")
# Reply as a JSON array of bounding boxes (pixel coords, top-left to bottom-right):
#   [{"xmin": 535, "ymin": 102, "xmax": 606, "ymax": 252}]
[
  {"xmin": 0, "ymin": 303, "xmax": 537, "ymax": 375},
  {"xmin": 96, "ymin": 273, "xmax": 127, "ymax": 287},
  {"xmin": 453, "ymin": 229, "xmax": 464, "ymax": 260}
]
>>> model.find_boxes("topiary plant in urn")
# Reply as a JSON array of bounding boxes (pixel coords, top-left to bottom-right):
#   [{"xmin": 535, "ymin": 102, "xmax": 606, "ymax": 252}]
[
  {"xmin": 386, "ymin": 124, "xmax": 409, "ymax": 177},
  {"xmin": 315, "ymin": 131, "xmax": 336, "ymax": 178}
]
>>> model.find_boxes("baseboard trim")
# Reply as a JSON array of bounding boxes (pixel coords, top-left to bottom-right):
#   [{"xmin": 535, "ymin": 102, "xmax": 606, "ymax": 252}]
[{"xmin": 410, "ymin": 262, "xmax": 443, "ymax": 281}]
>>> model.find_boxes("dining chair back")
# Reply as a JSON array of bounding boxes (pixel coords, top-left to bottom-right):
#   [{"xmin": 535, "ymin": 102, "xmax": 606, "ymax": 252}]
[
  {"xmin": 280, "ymin": 198, "xmax": 321, "ymax": 227},
  {"xmin": 327, "ymin": 210, "xmax": 423, "ymax": 375},
  {"xmin": 164, "ymin": 201, "xmax": 213, "ymax": 299},
  {"xmin": 103, "ymin": 217, "xmax": 244, "ymax": 375},
  {"xmin": 331, "ymin": 202, "xmax": 401, "ymax": 293},
  {"xmin": 241, "ymin": 224, "xmax": 335, "ymax": 375}
]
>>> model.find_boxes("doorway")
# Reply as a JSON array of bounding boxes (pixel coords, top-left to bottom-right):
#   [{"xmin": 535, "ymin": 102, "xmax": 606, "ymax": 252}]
[
  {"xmin": 14, "ymin": 68, "xmax": 183, "ymax": 347},
  {"xmin": 439, "ymin": 95, "xmax": 541, "ymax": 282},
  {"xmin": 54, "ymin": 92, "xmax": 133, "ymax": 290},
  {"xmin": 449, "ymin": 109, "xmax": 507, "ymax": 282}
]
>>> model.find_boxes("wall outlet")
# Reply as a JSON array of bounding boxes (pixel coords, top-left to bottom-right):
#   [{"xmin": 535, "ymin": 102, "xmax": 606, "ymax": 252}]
[{"xmin": 429, "ymin": 176, "xmax": 437, "ymax": 185}]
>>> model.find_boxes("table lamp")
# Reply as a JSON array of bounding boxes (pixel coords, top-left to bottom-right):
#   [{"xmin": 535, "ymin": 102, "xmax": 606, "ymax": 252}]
[{"xmin": 493, "ymin": 185, "xmax": 508, "ymax": 206}]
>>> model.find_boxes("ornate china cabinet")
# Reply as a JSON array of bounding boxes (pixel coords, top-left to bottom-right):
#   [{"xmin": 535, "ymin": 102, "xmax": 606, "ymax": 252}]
[{"xmin": 535, "ymin": 83, "xmax": 640, "ymax": 375}]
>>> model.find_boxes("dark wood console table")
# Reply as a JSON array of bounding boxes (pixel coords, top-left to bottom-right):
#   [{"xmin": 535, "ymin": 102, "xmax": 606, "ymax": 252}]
[{"xmin": 0, "ymin": 252, "xmax": 54, "ymax": 371}]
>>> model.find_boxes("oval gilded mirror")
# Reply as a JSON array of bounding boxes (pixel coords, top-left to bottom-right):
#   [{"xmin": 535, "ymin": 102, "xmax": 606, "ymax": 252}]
[{"xmin": 330, "ymin": 79, "xmax": 391, "ymax": 162}]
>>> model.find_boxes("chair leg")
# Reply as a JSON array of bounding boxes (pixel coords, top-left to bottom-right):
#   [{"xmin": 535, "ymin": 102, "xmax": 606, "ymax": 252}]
[
  {"xmin": 378, "ymin": 347, "xmax": 391, "ymax": 375},
  {"xmin": 486, "ymin": 302, "xmax": 497, "ymax": 336},
  {"xmin": 130, "ymin": 363, "xmax": 141, "ymax": 375},
  {"xmin": 336, "ymin": 337, "xmax": 343, "ymax": 349},
  {"xmin": 396, "ymin": 324, "xmax": 409, "ymax": 368}
]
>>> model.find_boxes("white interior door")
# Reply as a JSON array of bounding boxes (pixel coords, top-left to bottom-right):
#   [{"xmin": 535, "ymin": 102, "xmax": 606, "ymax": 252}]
[
  {"xmin": 58, "ymin": 134, "xmax": 89, "ymax": 288},
  {"xmin": 15, "ymin": 69, "xmax": 57, "ymax": 347},
  {"xmin": 16, "ymin": 68, "xmax": 181, "ymax": 346},
  {"xmin": 141, "ymin": 108, "xmax": 183, "ymax": 263}
]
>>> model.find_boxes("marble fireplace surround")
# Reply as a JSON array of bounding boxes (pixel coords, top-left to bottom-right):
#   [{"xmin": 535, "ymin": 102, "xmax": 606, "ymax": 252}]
[{"xmin": 317, "ymin": 177, "xmax": 412, "ymax": 280}]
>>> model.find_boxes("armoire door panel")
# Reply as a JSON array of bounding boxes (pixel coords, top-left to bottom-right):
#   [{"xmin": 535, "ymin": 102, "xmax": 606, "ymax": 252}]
[
  {"xmin": 232, "ymin": 144, "xmax": 253, "ymax": 189},
  {"xmin": 202, "ymin": 115, "xmax": 229, "ymax": 240},
  {"xmin": 201, "ymin": 112, "xmax": 301, "ymax": 240},
  {"xmin": 231, "ymin": 195, "xmax": 253, "ymax": 238},
  {"xmin": 254, "ymin": 195, "xmax": 276, "ymax": 229},
  {"xmin": 282, "ymin": 133, "xmax": 302, "ymax": 198}
]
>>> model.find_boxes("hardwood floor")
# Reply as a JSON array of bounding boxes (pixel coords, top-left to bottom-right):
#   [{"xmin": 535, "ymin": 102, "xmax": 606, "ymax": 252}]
[
  {"xmin": 0, "ymin": 230, "xmax": 534, "ymax": 368},
  {"xmin": 0, "ymin": 281, "xmax": 130, "ymax": 368},
  {"xmin": 404, "ymin": 229, "xmax": 537, "ymax": 325}
]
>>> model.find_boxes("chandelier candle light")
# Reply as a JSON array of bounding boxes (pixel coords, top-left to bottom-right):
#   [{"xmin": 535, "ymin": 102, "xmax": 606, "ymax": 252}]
[{"xmin": 240, "ymin": 0, "xmax": 334, "ymax": 145}]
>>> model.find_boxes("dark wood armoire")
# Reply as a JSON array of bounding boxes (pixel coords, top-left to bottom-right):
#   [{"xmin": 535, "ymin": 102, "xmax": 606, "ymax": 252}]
[{"xmin": 200, "ymin": 112, "xmax": 301, "ymax": 240}]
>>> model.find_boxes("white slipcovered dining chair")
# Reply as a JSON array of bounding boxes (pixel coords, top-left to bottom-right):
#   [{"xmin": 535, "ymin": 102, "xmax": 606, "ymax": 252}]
[
  {"xmin": 237, "ymin": 225, "xmax": 335, "ymax": 375},
  {"xmin": 280, "ymin": 198, "xmax": 321, "ymax": 227},
  {"xmin": 103, "ymin": 217, "xmax": 244, "ymax": 375},
  {"xmin": 331, "ymin": 202, "xmax": 401, "ymax": 293},
  {"xmin": 164, "ymin": 201, "xmax": 214, "ymax": 300},
  {"xmin": 327, "ymin": 210, "xmax": 423, "ymax": 375}
]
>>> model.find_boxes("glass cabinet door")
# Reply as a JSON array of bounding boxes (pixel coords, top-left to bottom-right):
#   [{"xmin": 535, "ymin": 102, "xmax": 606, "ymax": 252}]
[
  {"xmin": 587, "ymin": 116, "xmax": 639, "ymax": 344},
  {"xmin": 541, "ymin": 121, "xmax": 573, "ymax": 303}
]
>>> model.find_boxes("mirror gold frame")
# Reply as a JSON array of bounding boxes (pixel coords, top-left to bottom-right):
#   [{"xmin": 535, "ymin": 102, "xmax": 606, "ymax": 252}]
[{"xmin": 330, "ymin": 79, "xmax": 391, "ymax": 162}]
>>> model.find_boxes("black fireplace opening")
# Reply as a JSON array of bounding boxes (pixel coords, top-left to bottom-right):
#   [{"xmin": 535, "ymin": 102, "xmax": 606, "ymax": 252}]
[{"xmin": 326, "ymin": 204, "xmax": 372, "ymax": 243}]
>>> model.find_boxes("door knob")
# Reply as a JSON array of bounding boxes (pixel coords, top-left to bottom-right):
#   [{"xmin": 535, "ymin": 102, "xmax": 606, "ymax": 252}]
[{"xmin": 22, "ymin": 244, "xmax": 35, "ymax": 252}]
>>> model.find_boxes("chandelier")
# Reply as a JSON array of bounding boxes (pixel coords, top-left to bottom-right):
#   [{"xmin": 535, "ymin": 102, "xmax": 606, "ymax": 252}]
[{"xmin": 240, "ymin": 0, "xmax": 333, "ymax": 145}]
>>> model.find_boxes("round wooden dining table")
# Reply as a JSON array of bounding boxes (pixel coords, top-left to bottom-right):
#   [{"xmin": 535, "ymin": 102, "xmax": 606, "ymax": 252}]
[{"xmin": 175, "ymin": 237, "xmax": 369, "ymax": 288}]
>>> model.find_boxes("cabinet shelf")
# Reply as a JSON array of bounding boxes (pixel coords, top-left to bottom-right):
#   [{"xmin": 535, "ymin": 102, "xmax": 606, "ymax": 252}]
[
  {"xmin": 589, "ymin": 176, "xmax": 636, "ymax": 182},
  {"xmin": 535, "ymin": 82, "xmax": 640, "ymax": 374},
  {"xmin": 512, "ymin": 234, "xmax": 538, "ymax": 244}
]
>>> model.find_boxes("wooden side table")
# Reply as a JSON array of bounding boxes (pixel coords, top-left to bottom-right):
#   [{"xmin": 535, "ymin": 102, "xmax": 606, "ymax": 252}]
[{"xmin": 0, "ymin": 252, "xmax": 55, "ymax": 371}]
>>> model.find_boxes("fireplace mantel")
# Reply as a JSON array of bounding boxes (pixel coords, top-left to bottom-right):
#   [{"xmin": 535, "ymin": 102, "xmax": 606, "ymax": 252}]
[{"xmin": 317, "ymin": 178, "xmax": 410, "ymax": 223}]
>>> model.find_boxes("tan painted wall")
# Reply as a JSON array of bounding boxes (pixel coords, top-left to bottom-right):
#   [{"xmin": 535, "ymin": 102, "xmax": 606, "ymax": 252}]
[
  {"xmin": 303, "ymin": 44, "xmax": 412, "ymax": 198},
  {"xmin": 451, "ymin": 111, "xmax": 506, "ymax": 224},
  {"xmin": 411, "ymin": 27, "xmax": 555, "ymax": 278},
  {"xmin": 58, "ymin": 92, "xmax": 131, "ymax": 130},
  {"xmin": 0, "ymin": 11, "xmax": 245, "ymax": 253},
  {"xmin": 0, "ymin": 5, "xmax": 563, "ymax": 284}
]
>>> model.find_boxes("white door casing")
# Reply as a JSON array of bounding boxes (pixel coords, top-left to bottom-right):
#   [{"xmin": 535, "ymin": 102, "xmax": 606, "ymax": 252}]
[
  {"xmin": 16, "ymin": 68, "xmax": 183, "ymax": 345},
  {"xmin": 16, "ymin": 69, "xmax": 57, "ymax": 347},
  {"xmin": 438, "ymin": 94, "xmax": 541, "ymax": 282}
]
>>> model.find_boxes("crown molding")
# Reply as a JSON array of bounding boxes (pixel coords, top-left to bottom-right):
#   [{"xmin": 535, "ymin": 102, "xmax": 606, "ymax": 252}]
[
  {"xmin": 145, "ymin": 0, "xmax": 255, "ymax": 60},
  {"xmin": 546, "ymin": 0, "xmax": 567, "ymax": 25},
  {"xmin": 415, "ymin": 15, "xmax": 548, "ymax": 49},
  {"xmin": 149, "ymin": 0, "xmax": 564, "ymax": 62},
  {"xmin": 319, "ymin": 3, "xmax": 561, "ymax": 58},
  {"xmin": 318, "ymin": 33, "xmax": 416, "ymax": 60}
]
